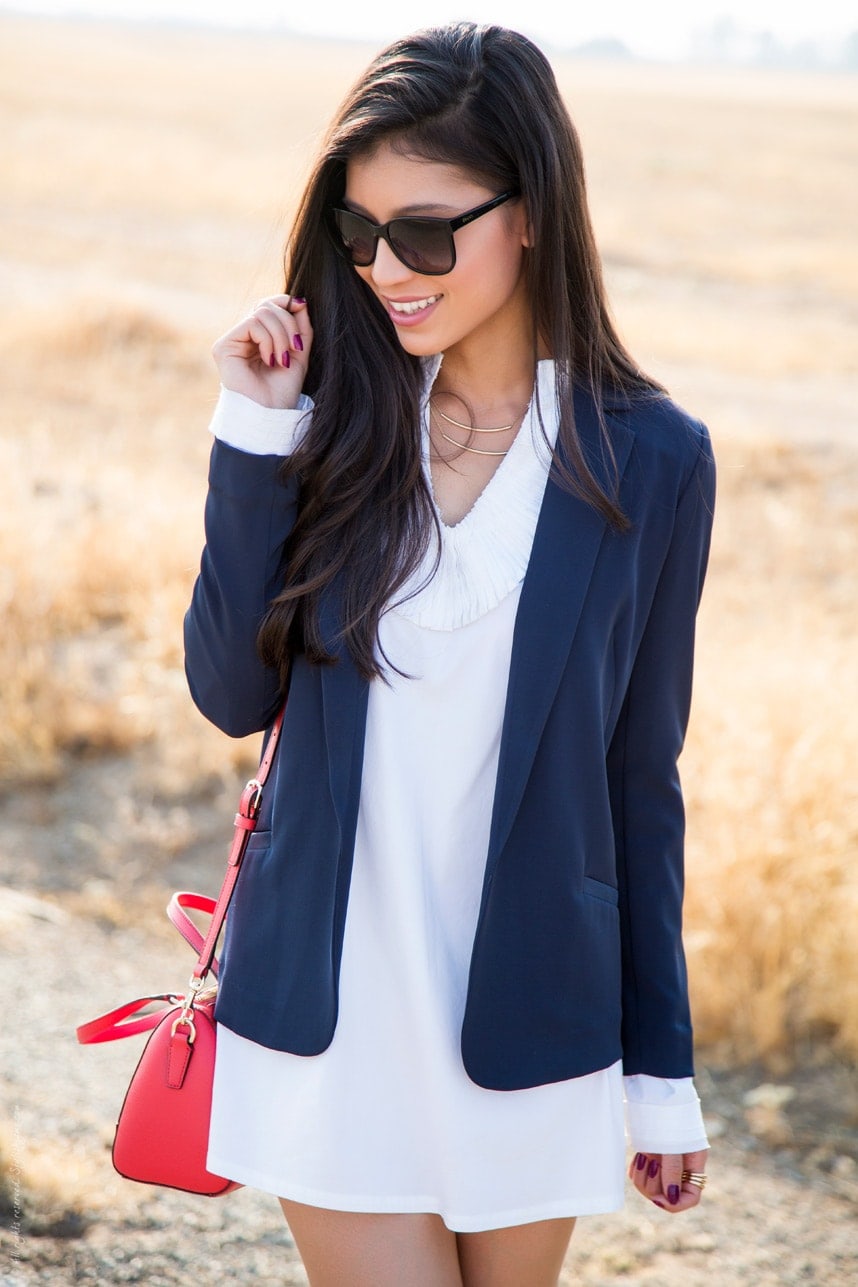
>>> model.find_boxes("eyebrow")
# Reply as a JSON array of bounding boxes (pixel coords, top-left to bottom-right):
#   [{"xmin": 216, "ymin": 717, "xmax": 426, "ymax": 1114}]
[{"xmin": 342, "ymin": 198, "xmax": 461, "ymax": 219}]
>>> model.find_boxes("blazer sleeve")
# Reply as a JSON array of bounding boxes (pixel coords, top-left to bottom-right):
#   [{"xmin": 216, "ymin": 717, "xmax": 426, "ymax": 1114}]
[
  {"xmin": 183, "ymin": 438, "xmax": 301, "ymax": 737},
  {"xmin": 607, "ymin": 428, "xmax": 716, "ymax": 1077}
]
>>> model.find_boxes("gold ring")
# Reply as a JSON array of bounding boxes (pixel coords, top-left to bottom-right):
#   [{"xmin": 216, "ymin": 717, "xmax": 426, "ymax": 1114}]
[{"xmin": 681, "ymin": 1170, "xmax": 707, "ymax": 1189}]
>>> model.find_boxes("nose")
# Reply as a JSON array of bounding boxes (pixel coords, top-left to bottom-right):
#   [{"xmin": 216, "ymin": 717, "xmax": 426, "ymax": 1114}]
[{"xmin": 369, "ymin": 236, "xmax": 413, "ymax": 290}]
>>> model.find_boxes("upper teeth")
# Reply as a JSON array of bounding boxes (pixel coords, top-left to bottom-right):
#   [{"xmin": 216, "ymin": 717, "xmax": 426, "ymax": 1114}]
[{"xmin": 389, "ymin": 296, "xmax": 441, "ymax": 315}]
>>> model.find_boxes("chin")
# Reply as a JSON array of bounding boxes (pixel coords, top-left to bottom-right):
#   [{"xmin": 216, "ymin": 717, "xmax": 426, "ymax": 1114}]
[{"xmin": 394, "ymin": 330, "xmax": 446, "ymax": 357}]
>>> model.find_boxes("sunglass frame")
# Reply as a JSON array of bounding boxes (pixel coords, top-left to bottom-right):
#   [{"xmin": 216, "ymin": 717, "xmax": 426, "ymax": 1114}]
[{"xmin": 330, "ymin": 190, "xmax": 519, "ymax": 276}]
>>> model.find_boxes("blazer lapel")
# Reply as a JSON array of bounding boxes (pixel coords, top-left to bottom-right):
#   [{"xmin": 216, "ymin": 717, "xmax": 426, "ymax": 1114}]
[{"xmin": 483, "ymin": 386, "xmax": 636, "ymax": 882}]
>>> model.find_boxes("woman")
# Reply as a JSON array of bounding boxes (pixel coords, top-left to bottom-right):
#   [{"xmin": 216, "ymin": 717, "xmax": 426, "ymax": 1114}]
[{"xmin": 185, "ymin": 22, "xmax": 714, "ymax": 1287}]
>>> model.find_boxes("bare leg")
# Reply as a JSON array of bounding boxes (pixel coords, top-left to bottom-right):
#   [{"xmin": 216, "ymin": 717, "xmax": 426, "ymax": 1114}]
[
  {"xmin": 279, "ymin": 1198, "xmax": 464, "ymax": 1287},
  {"xmin": 457, "ymin": 1216, "xmax": 576, "ymax": 1287}
]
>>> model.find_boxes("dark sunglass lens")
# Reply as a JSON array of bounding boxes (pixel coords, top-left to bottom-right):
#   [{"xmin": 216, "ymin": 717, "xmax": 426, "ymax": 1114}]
[
  {"xmin": 389, "ymin": 220, "xmax": 453, "ymax": 275},
  {"xmin": 334, "ymin": 210, "xmax": 376, "ymax": 265}
]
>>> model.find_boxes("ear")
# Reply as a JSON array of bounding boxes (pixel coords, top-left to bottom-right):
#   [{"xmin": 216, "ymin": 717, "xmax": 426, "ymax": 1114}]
[{"xmin": 516, "ymin": 199, "xmax": 534, "ymax": 248}]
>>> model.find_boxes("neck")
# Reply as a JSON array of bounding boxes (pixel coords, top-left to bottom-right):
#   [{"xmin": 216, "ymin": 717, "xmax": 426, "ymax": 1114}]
[
  {"xmin": 436, "ymin": 358, "xmax": 535, "ymax": 425},
  {"xmin": 435, "ymin": 332, "xmax": 538, "ymax": 425},
  {"xmin": 430, "ymin": 267, "xmax": 541, "ymax": 415}
]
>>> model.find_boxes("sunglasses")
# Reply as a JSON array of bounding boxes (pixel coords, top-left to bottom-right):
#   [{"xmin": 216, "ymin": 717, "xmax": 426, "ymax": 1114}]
[{"xmin": 330, "ymin": 190, "xmax": 519, "ymax": 277}]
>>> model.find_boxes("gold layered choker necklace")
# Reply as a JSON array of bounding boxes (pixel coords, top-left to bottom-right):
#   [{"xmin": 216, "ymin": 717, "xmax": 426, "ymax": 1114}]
[
  {"xmin": 430, "ymin": 399, "xmax": 526, "ymax": 458},
  {"xmin": 434, "ymin": 405, "xmax": 515, "ymax": 434}
]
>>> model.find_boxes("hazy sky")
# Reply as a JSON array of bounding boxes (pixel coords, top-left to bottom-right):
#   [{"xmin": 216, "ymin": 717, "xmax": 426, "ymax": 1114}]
[{"xmin": 5, "ymin": 0, "xmax": 856, "ymax": 59}]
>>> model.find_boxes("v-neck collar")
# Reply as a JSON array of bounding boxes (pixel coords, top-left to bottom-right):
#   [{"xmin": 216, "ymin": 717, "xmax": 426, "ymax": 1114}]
[{"xmin": 389, "ymin": 360, "xmax": 559, "ymax": 631}]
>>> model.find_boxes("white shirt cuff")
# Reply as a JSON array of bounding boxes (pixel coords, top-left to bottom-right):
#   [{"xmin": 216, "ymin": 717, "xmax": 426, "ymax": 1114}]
[
  {"xmin": 623, "ymin": 1075, "xmax": 710, "ymax": 1154},
  {"xmin": 208, "ymin": 385, "xmax": 314, "ymax": 457}
]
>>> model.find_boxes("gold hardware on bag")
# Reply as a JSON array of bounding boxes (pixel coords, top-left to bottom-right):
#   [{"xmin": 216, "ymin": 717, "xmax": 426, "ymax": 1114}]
[{"xmin": 170, "ymin": 1014, "xmax": 197, "ymax": 1044}]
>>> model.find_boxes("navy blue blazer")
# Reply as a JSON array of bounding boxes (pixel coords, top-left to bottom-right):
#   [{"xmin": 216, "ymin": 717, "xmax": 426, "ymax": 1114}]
[{"xmin": 184, "ymin": 385, "xmax": 715, "ymax": 1091}]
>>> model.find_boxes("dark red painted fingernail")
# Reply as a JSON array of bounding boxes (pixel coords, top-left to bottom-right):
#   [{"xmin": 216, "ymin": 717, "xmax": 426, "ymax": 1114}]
[
  {"xmin": 291, "ymin": 297, "xmax": 306, "ymax": 305},
  {"xmin": 269, "ymin": 353, "xmax": 276, "ymax": 367},
  {"xmin": 281, "ymin": 351, "xmax": 290, "ymax": 368},
  {"xmin": 635, "ymin": 1153, "xmax": 647, "ymax": 1171},
  {"xmin": 668, "ymin": 1184, "xmax": 680, "ymax": 1204},
  {"xmin": 292, "ymin": 334, "xmax": 303, "ymax": 352},
  {"xmin": 652, "ymin": 1200, "xmax": 666, "ymax": 1209},
  {"xmin": 647, "ymin": 1159, "xmax": 660, "ymax": 1178}
]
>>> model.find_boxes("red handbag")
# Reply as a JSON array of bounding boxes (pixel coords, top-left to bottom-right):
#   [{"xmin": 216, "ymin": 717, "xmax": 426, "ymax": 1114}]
[{"xmin": 76, "ymin": 707, "xmax": 284, "ymax": 1196}]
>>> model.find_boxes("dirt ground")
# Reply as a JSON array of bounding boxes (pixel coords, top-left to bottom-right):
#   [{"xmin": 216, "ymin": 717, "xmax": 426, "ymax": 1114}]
[{"xmin": 1, "ymin": 752, "xmax": 856, "ymax": 1287}]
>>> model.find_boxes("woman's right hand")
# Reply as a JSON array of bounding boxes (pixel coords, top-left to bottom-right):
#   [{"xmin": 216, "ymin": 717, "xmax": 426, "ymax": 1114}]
[{"xmin": 212, "ymin": 294, "xmax": 313, "ymax": 409}]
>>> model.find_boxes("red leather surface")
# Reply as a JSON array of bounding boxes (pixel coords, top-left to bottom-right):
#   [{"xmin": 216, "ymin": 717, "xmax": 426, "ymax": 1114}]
[{"xmin": 112, "ymin": 999, "xmax": 240, "ymax": 1196}]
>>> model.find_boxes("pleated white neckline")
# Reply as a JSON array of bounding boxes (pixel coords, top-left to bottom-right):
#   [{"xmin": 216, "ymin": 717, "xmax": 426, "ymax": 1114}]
[{"xmin": 390, "ymin": 359, "xmax": 559, "ymax": 631}]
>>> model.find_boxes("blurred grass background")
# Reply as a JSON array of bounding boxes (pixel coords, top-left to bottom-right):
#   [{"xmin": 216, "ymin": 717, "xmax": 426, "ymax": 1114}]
[{"xmin": 1, "ymin": 13, "xmax": 856, "ymax": 1070}]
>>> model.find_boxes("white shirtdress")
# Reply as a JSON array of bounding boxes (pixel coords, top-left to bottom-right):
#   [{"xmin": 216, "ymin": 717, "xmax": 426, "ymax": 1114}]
[{"xmin": 206, "ymin": 362, "xmax": 708, "ymax": 1232}]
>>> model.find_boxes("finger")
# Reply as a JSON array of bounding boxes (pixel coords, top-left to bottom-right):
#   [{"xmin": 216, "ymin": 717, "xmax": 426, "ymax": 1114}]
[
  {"xmin": 283, "ymin": 293, "xmax": 314, "ymax": 354},
  {"xmin": 215, "ymin": 312, "xmax": 279, "ymax": 362},
  {"xmin": 633, "ymin": 1153, "xmax": 665, "ymax": 1204},
  {"xmin": 252, "ymin": 305, "xmax": 298, "ymax": 367},
  {"xmin": 259, "ymin": 296, "xmax": 313, "ymax": 362},
  {"xmin": 257, "ymin": 292, "xmax": 303, "ymax": 312},
  {"xmin": 643, "ymin": 1154, "xmax": 662, "ymax": 1192},
  {"xmin": 642, "ymin": 1155, "xmax": 680, "ymax": 1211},
  {"xmin": 221, "ymin": 301, "xmax": 294, "ymax": 364},
  {"xmin": 254, "ymin": 294, "xmax": 310, "ymax": 329},
  {"xmin": 679, "ymin": 1147, "xmax": 709, "ymax": 1209},
  {"xmin": 678, "ymin": 1183, "xmax": 703, "ymax": 1209},
  {"xmin": 242, "ymin": 315, "xmax": 290, "ymax": 368},
  {"xmin": 684, "ymin": 1148, "xmax": 710, "ymax": 1172},
  {"xmin": 659, "ymin": 1153, "xmax": 684, "ymax": 1209},
  {"xmin": 660, "ymin": 1152, "xmax": 708, "ymax": 1213}
]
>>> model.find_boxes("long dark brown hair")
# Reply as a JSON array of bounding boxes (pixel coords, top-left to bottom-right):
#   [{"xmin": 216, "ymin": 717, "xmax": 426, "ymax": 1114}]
[{"xmin": 257, "ymin": 22, "xmax": 662, "ymax": 684}]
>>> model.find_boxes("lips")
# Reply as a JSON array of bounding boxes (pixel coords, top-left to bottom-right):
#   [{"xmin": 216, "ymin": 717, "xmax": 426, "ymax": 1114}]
[
  {"xmin": 388, "ymin": 295, "xmax": 442, "ymax": 315},
  {"xmin": 385, "ymin": 294, "xmax": 442, "ymax": 327}
]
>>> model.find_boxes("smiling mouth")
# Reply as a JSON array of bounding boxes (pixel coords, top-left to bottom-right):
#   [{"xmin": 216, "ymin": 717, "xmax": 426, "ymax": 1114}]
[{"xmin": 387, "ymin": 295, "xmax": 442, "ymax": 316}]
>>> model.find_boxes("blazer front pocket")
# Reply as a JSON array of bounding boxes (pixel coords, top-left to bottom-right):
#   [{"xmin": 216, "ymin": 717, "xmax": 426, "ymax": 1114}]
[{"xmin": 582, "ymin": 875, "xmax": 619, "ymax": 907}]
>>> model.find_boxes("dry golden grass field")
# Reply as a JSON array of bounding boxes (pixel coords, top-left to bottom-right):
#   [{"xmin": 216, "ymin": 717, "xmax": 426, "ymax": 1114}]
[
  {"xmin": 1, "ymin": 15, "xmax": 858, "ymax": 1284},
  {"xmin": 1, "ymin": 10, "xmax": 857, "ymax": 1086}
]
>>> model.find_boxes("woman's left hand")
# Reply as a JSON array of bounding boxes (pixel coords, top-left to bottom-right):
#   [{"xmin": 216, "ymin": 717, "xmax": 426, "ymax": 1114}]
[{"xmin": 628, "ymin": 1148, "xmax": 709, "ymax": 1213}]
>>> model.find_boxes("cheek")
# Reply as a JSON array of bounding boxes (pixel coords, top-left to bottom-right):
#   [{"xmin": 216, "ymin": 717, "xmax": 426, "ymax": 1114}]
[
  {"xmin": 457, "ymin": 237, "xmax": 526, "ymax": 304},
  {"xmin": 353, "ymin": 267, "xmax": 392, "ymax": 312}
]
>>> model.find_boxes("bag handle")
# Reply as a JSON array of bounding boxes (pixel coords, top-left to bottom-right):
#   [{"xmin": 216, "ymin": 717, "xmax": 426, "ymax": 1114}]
[
  {"xmin": 167, "ymin": 892, "xmax": 218, "ymax": 970},
  {"xmin": 76, "ymin": 703, "xmax": 285, "ymax": 1047},
  {"xmin": 76, "ymin": 995, "xmax": 180, "ymax": 1044}
]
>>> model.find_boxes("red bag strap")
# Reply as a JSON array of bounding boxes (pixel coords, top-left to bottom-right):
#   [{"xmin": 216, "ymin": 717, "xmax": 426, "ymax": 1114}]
[
  {"xmin": 190, "ymin": 705, "xmax": 284, "ymax": 982},
  {"xmin": 76, "ymin": 703, "xmax": 286, "ymax": 1046}
]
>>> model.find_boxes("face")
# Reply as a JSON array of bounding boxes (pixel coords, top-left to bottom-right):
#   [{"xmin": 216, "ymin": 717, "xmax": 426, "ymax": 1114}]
[{"xmin": 343, "ymin": 142, "xmax": 531, "ymax": 359}]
